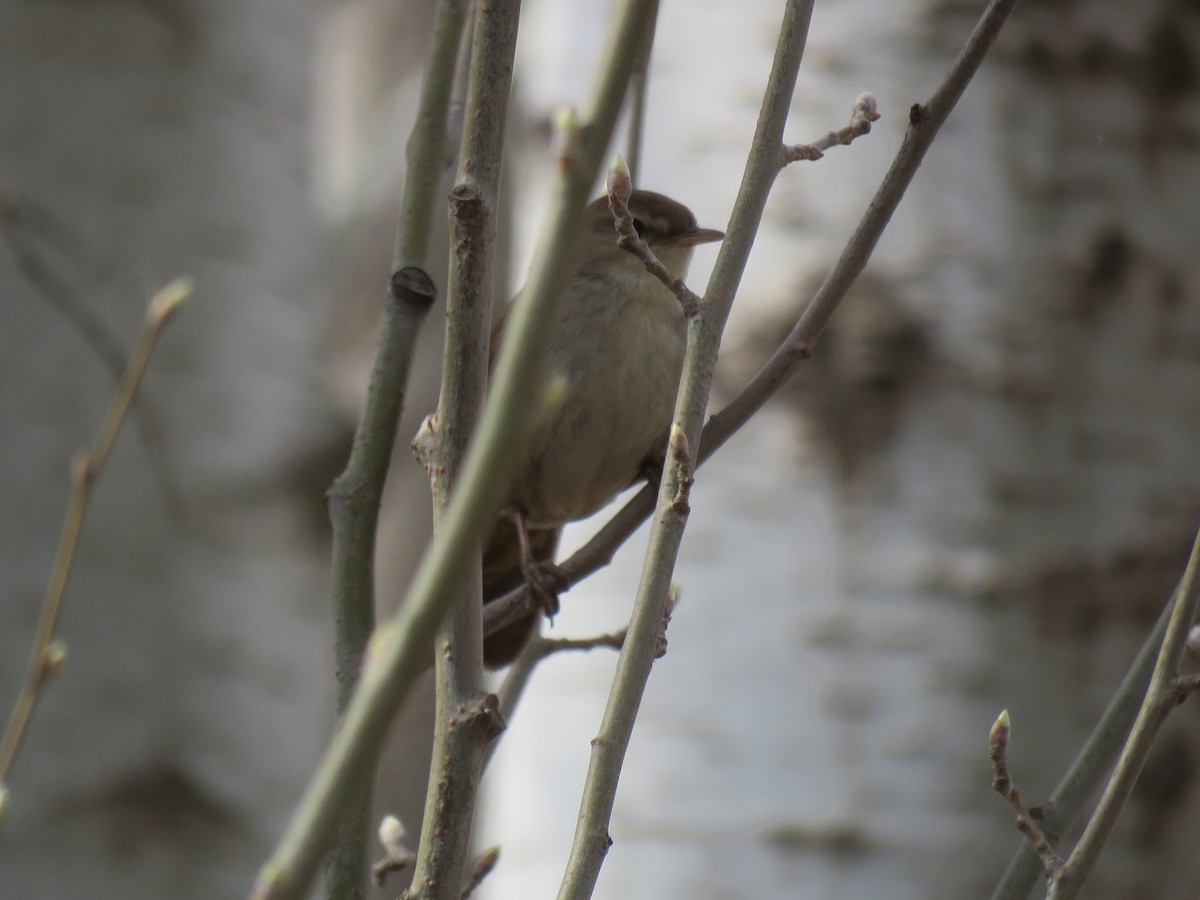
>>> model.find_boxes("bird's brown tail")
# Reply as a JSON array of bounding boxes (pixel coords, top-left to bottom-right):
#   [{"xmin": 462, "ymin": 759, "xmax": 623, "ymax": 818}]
[{"xmin": 481, "ymin": 519, "xmax": 560, "ymax": 668}]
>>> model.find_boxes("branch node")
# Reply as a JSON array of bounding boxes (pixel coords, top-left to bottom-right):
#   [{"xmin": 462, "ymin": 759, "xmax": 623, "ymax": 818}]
[
  {"xmin": 39, "ymin": 639, "xmax": 68, "ymax": 683},
  {"xmin": 552, "ymin": 104, "xmax": 583, "ymax": 172},
  {"xmin": 412, "ymin": 414, "xmax": 440, "ymax": 472},
  {"xmin": 1172, "ymin": 673, "xmax": 1200, "ymax": 705},
  {"xmin": 667, "ymin": 425, "xmax": 694, "ymax": 514},
  {"xmin": 473, "ymin": 693, "xmax": 507, "ymax": 741},
  {"xmin": 389, "ymin": 266, "xmax": 438, "ymax": 312},
  {"xmin": 460, "ymin": 846, "xmax": 500, "ymax": 899},
  {"xmin": 449, "ymin": 182, "xmax": 485, "ymax": 217}
]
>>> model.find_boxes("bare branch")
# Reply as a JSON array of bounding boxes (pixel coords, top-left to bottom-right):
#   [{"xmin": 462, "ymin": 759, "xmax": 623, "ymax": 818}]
[
  {"xmin": 460, "ymin": 846, "xmax": 500, "ymax": 899},
  {"xmin": 991, "ymin": 599, "xmax": 1172, "ymax": 899},
  {"xmin": 292, "ymin": 0, "xmax": 470, "ymax": 894},
  {"xmin": 0, "ymin": 189, "xmax": 188, "ymax": 519},
  {"xmin": 0, "ymin": 279, "xmax": 189, "ymax": 799},
  {"xmin": 1045, "ymin": 525, "xmax": 1200, "ymax": 899},
  {"xmin": 557, "ymin": 1, "xmax": 816, "ymax": 895},
  {"xmin": 408, "ymin": 0, "xmax": 521, "ymax": 895},
  {"xmin": 781, "ymin": 91, "xmax": 879, "ymax": 164},
  {"xmin": 988, "ymin": 710, "xmax": 1063, "ymax": 878},
  {"xmin": 624, "ymin": 13, "xmax": 657, "ymax": 184}
]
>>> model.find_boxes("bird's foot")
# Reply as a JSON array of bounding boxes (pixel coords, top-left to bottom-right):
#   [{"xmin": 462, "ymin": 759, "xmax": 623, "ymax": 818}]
[{"xmin": 522, "ymin": 559, "xmax": 564, "ymax": 621}]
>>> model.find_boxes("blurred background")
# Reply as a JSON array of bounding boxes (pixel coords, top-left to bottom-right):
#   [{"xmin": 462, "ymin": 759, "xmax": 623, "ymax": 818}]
[{"xmin": 3, "ymin": 0, "xmax": 1200, "ymax": 898}]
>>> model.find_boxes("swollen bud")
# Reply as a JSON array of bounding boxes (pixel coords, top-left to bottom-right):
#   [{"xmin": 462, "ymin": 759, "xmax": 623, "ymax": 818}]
[
  {"xmin": 41, "ymin": 639, "xmax": 68, "ymax": 681},
  {"xmin": 378, "ymin": 814, "xmax": 409, "ymax": 855},
  {"xmin": 552, "ymin": 105, "xmax": 582, "ymax": 170},
  {"xmin": 853, "ymin": 92, "xmax": 881, "ymax": 123},
  {"xmin": 990, "ymin": 709, "xmax": 1011, "ymax": 744},
  {"xmin": 147, "ymin": 276, "xmax": 193, "ymax": 326},
  {"xmin": 608, "ymin": 153, "xmax": 633, "ymax": 203}
]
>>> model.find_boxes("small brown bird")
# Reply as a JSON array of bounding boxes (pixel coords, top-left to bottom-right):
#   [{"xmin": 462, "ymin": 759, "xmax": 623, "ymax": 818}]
[{"xmin": 483, "ymin": 189, "xmax": 723, "ymax": 666}]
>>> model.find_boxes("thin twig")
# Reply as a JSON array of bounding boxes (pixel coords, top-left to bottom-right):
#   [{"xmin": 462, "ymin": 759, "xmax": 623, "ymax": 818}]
[
  {"xmin": 1046, "ymin": 525, "xmax": 1200, "ymax": 899},
  {"xmin": 781, "ymin": 91, "xmax": 879, "ymax": 164},
  {"xmin": 489, "ymin": 625, "xmax": 629, "ymax": 768},
  {"xmin": 0, "ymin": 278, "xmax": 190, "ymax": 803},
  {"xmin": 624, "ymin": 12, "xmax": 658, "ymax": 185},
  {"xmin": 371, "ymin": 850, "xmax": 417, "ymax": 888},
  {"xmin": 325, "ymin": 266, "xmax": 438, "ymax": 897},
  {"xmin": 990, "ymin": 598, "xmax": 1173, "ymax": 899},
  {"xmin": 540, "ymin": 630, "xmax": 628, "ymax": 655},
  {"xmin": 606, "ymin": 155, "xmax": 700, "ymax": 317},
  {"xmin": 325, "ymin": 0, "xmax": 467, "ymax": 893},
  {"xmin": 988, "ymin": 710, "xmax": 1063, "ymax": 879},
  {"xmin": 1172, "ymin": 672, "xmax": 1200, "ymax": 697},
  {"xmin": 370, "ymin": 814, "xmax": 416, "ymax": 887},
  {"xmin": 444, "ymin": 1, "xmax": 478, "ymax": 171},
  {"xmin": 322, "ymin": 1, "xmax": 468, "ymax": 893},
  {"xmin": 460, "ymin": 846, "xmax": 500, "ymax": 899},
  {"xmin": 250, "ymin": 2, "xmax": 658, "ymax": 896},
  {"xmin": 0, "ymin": 192, "xmax": 187, "ymax": 520}
]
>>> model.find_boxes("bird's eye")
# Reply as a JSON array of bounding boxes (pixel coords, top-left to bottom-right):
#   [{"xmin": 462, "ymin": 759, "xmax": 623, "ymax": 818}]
[{"xmin": 632, "ymin": 218, "xmax": 646, "ymax": 236}]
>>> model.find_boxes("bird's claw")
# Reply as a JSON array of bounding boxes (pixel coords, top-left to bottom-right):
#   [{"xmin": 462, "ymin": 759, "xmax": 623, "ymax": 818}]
[{"xmin": 522, "ymin": 560, "xmax": 564, "ymax": 620}]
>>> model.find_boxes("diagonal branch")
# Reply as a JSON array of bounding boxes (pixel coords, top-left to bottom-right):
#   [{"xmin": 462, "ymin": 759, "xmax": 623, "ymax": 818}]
[
  {"xmin": 0, "ymin": 191, "xmax": 188, "ymax": 520},
  {"xmin": 406, "ymin": 0, "xmax": 521, "ymax": 896},
  {"xmin": 556, "ymin": 2, "xmax": 817, "ymax": 893},
  {"xmin": 0, "ymin": 279, "xmax": 189, "ymax": 804},
  {"xmin": 1044, "ymin": 525, "xmax": 1200, "ymax": 899}
]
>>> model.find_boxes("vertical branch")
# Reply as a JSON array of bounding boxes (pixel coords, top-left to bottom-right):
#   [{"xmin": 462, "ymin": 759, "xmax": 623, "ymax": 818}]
[
  {"xmin": 406, "ymin": 0, "xmax": 522, "ymax": 896},
  {"xmin": 395, "ymin": 0, "xmax": 474, "ymax": 271},
  {"xmin": 323, "ymin": 1, "xmax": 469, "ymax": 896},
  {"xmin": 624, "ymin": 6, "xmax": 659, "ymax": 185},
  {"xmin": 252, "ymin": 2, "xmax": 657, "ymax": 897},
  {"xmin": 556, "ymin": 2, "xmax": 816, "ymax": 897}
]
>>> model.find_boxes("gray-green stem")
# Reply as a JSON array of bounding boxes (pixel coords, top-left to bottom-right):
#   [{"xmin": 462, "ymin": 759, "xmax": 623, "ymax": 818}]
[
  {"xmin": 323, "ymin": 2, "xmax": 469, "ymax": 896},
  {"xmin": 624, "ymin": 9, "xmax": 657, "ymax": 185},
  {"xmin": 1046, "ymin": 526, "xmax": 1200, "ymax": 899},
  {"xmin": 556, "ymin": 1, "xmax": 816, "ymax": 896},
  {"xmin": 0, "ymin": 280, "xmax": 188, "ymax": 801},
  {"xmin": 990, "ymin": 596, "xmax": 1171, "ymax": 900},
  {"xmin": 407, "ymin": 1, "xmax": 521, "ymax": 897}
]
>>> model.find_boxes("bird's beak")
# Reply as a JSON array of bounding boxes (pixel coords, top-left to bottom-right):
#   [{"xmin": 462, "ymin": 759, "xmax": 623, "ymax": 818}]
[{"xmin": 662, "ymin": 226, "xmax": 724, "ymax": 247}]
